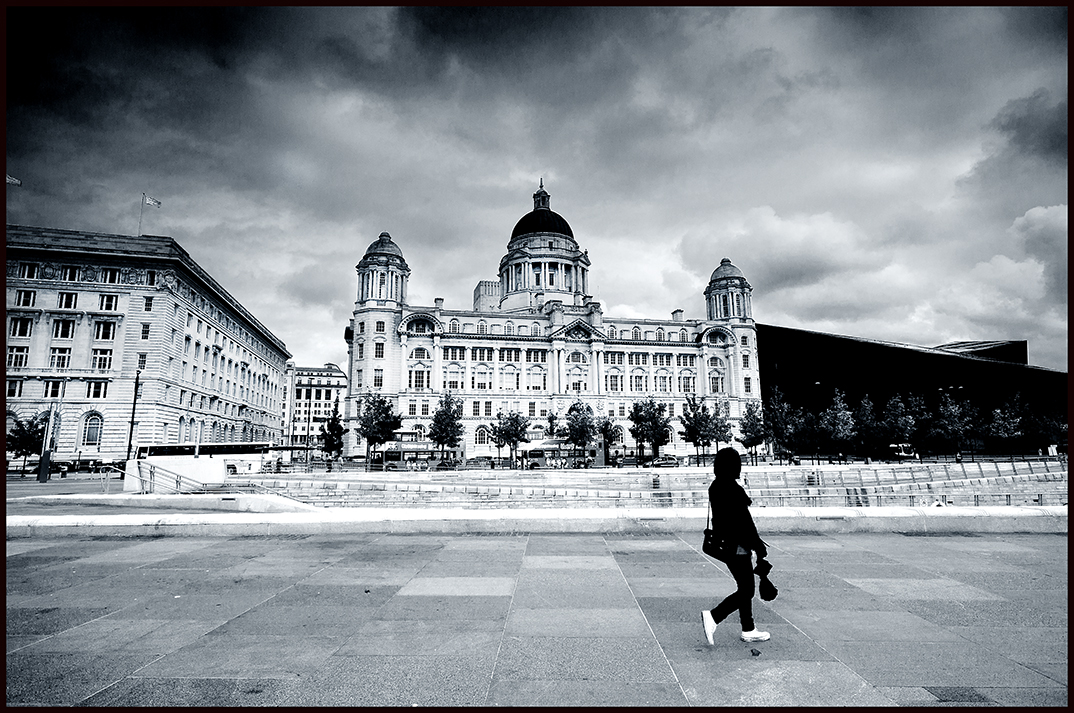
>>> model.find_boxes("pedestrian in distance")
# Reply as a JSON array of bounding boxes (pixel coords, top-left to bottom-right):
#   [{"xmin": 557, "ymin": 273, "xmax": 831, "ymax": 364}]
[{"xmin": 702, "ymin": 447, "xmax": 771, "ymax": 645}]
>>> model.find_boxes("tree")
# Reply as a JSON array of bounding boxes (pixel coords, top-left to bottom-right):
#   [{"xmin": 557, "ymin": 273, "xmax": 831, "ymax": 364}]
[
  {"xmin": 930, "ymin": 392, "xmax": 976, "ymax": 455},
  {"xmin": 628, "ymin": 398, "xmax": 671, "ymax": 461},
  {"xmin": 7, "ymin": 414, "xmax": 48, "ymax": 474},
  {"xmin": 764, "ymin": 387, "xmax": 801, "ymax": 463},
  {"xmin": 545, "ymin": 410, "xmax": 567, "ymax": 438},
  {"xmin": 819, "ymin": 389, "xmax": 856, "ymax": 456},
  {"xmin": 595, "ymin": 415, "xmax": 619, "ymax": 465},
  {"xmin": 565, "ymin": 401, "xmax": 597, "ymax": 454},
  {"xmin": 318, "ymin": 398, "xmax": 345, "ymax": 460},
  {"xmin": 986, "ymin": 394, "xmax": 1024, "ymax": 457},
  {"xmin": 737, "ymin": 401, "xmax": 766, "ymax": 465},
  {"xmin": 495, "ymin": 411, "xmax": 531, "ymax": 465},
  {"xmin": 708, "ymin": 401, "xmax": 733, "ymax": 450},
  {"xmin": 853, "ymin": 395, "xmax": 881, "ymax": 458},
  {"xmin": 880, "ymin": 395, "xmax": 915, "ymax": 446},
  {"xmin": 427, "ymin": 392, "xmax": 464, "ymax": 457},
  {"xmin": 679, "ymin": 394, "xmax": 714, "ymax": 463},
  {"xmin": 356, "ymin": 393, "xmax": 402, "ymax": 466}
]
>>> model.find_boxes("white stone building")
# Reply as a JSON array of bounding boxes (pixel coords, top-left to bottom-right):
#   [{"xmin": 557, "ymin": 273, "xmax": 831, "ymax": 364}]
[
  {"xmin": 5, "ymin": 225, "xmax": 290, "ymax": 464},
  {"xmin": 282, "ymin": 362, "xmax": 347, "ymax": 459},
  {"xmin": 342, "ymin": 184, "xmax": 761, "ymax": 460}
]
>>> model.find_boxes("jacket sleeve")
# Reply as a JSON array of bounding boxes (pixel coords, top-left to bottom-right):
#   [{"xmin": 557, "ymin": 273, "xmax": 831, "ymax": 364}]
[{"xmin": 711, "ymin": 481, "xmax": 766, "ymax": 555}]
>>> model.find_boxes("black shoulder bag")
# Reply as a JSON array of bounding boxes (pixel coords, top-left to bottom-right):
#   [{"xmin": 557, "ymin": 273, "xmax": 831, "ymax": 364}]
[{"xmin": 702, "ymin": 500, "xmax": 735, "ymax": 562}]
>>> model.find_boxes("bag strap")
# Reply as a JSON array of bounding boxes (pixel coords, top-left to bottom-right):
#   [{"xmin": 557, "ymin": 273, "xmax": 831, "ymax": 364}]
[{"xmin": 706, "ymin": 497, "xmax": 711, "ymax": 529}]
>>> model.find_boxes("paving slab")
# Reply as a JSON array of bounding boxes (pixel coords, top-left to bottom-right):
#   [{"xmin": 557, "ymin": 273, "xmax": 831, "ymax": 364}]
[{"xmin": 6, "ymin": 530, "xmax": 1067, "ymax": 706}]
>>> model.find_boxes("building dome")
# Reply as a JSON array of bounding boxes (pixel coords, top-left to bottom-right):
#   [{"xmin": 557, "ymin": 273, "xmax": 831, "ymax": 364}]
[
  {"xmin": 710, "ymin": 257, "xmax": 744, "ymax": 281},
  {"xmin": 509, "ymin": 180, "xmax": 575, "ymax": 240},
  {"xmin": 364, "ymin": 231, "xmax": 404, "ymax": 259}
]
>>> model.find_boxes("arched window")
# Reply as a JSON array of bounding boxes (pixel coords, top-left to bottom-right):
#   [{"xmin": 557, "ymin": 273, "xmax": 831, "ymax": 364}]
[
  {"xmin": 411, "ymin": 347, "xmax": 429, "ymax": 360},
  {"xmin": 414, "ymin": 424, "xmax": 426, "ymax": 439},
  {"xmin": 477, "ymin": 321, "xmax": 487, "ymax": 335},
  {"xmin": 568, "ymin": 351, "xmax": 587, "ymax": 363},
  {"xmin": 656, "ymin": 329, "xmax": 665, "ymax": 341},
  {"xmin": 505, "ymin": 323, "xmax": 514, "ymax": 335},
  {"xmin": 708, "ymin": 332, "xmax": 724, "ymax": 344},
  {"xmin": 475, "ymin": 427, "xmax": 488, "ymax": 445},
  {"xmin": 531, "ymin": 322, "xmax": 542, "ymax": 336},
  {"xmin": 607, "ymin": 326, "xmax": 616, "ymax": 339},
  {"xmin": 632, "ymin": 327, "xmax": 641, "ymax": 340},
  {"xmin": 680, "ymin": 329, "xmax": 688, "ymax": 342},
  {"xmin": 449, "ymin": 320, "xmax": 460, "ymax": 333},
  {"xmin": 82, "ymin": 413, "xmax": 103, "ymax": 446},
  {"xmin": 709, "ymin": 356, "xmax": 723, "ymax": 368}
]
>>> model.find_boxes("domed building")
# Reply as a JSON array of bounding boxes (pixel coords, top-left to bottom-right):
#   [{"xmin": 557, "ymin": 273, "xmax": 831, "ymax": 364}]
[{"xmin": 343, "ymin": 182, "xmax": 760, "ymax": 464}]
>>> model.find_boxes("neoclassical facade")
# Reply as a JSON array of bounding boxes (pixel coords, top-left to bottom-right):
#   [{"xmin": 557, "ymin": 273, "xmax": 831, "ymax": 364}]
[
  {"xmin": 342, "ymin": 184, "xmax": 762, "ymax": 459},
  {"xmin": 5, "ymin": 225, "xmax": 290, "ymax": 463},
  {"xmin": 282, "ymin": 362, "xmax": 348, "ymax": 457}
]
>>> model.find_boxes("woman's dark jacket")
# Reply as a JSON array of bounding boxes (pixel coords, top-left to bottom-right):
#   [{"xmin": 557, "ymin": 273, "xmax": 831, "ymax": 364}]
[{"xmin": 708, "ymin": 477, "xmax": 766, "ymax": 557}]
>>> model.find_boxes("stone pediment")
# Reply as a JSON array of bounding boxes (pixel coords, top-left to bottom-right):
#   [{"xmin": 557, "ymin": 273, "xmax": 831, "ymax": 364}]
[{"xmin": 550, "ymin": 319, "xmax": 603, "ymax": 342}]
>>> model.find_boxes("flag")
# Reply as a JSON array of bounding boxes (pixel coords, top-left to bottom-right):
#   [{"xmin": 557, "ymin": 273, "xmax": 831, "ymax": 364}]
[
  {"xmin": 143, "ymin": 193, "xmax": 161, "ymax": 207},
  {"xmin": 7, "ymin": 174, "xmax": 22, "ymax": 186}
]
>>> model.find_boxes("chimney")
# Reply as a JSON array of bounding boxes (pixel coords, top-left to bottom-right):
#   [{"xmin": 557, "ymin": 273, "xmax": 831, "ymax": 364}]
[
  {"xmin": 672, "ymin": 309, "xmax": 684, "ymax": 322},
  {"xmin": 434, "ymin": 297, "xmax": 444, "ymax": 315}
]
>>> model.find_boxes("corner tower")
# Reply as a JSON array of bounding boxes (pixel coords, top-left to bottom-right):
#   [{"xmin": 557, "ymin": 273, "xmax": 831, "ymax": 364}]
[{"xmin": 496, "ymin": 181, "xmax": 592, "ymax": 313}]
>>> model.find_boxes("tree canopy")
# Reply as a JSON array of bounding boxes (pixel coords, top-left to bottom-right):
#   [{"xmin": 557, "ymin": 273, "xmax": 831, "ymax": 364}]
[
  {"xmin": 355, "ymin": 393, "xmax": 402, "ymax": 460},
  {"xmin": 428, "ymin": 391, "xmax": 464, "ymax": 456},
  {"xmin": 318, "ymin": 397, "xmax": 345, "ymax": 459}
]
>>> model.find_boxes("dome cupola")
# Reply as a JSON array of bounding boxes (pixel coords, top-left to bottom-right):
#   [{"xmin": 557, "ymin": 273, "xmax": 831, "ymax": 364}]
[
  {"xmin": 509, "ymin": 179, "xmax": 576, "ymax": 242},
  {"xmin": 356, "ymin": 231, "xmax": 410, "ymax": 305},
  {"xmin": 704, "ymin": 257, "xmax": 753, "ymax": 321}
]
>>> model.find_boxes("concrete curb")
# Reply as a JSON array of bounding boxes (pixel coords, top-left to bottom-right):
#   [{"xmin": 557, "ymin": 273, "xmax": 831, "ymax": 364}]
[{"xmin": 6, "ymin": 501, "xmax": 1067, "ymax": 537}]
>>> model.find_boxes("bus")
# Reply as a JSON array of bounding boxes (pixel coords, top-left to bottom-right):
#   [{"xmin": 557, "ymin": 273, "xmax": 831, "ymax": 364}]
[{"xmin": 136, "ymin": 442, "xmax": 274, "ymax": 458}]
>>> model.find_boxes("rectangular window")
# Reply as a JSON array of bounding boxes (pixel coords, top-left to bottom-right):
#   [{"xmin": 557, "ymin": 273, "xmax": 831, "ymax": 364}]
[
  {"xmin": 678, "ymin": 376, "xmax": 696, "ymax": 393},
  {"xmin": 676, "ymin": 354, "xmax": 696, "ymax": 367},
  {"xmin": 9, "ymin": 318, "xmax": 33, "ymax": 338},
  {"xmin": 15, "ymin": 290, "xmax": 36, "ymax": 307},
  {"xmin": 744, "ymin": 377, "xmax": 752, "ymax": 394},
  {"xmin": 472, "ymin": 347, "xmax": 494, "ymax": 362},
  {"xmin": 147, "ymin": 270, "xmax": 157, "ymax": 286},
  {"xmin": 44, "ymin": 380, "xmax": 65, "ymax": 398},
  {"xmin": 357, "ymin": 343, "xmax": 364, "ymax": 359},
  {"xmin": 91, "ymin": 349, "xmax": 113, "ymax": 370},
  {"xmin": 137, "ymin": 353, "xmax": 148, "ymax": 370},
  {"xmin": 58, "ymin": 292, "xmax": 77, "ymax": 309},
  {"xmin": 409, "ymin": 402, "xmax": 417, "ymax": 416},
  {"xmin": 525, "ymin": 349, "xmax": 547, "ymax": 363},
  {"xmin": 631, "ymin": 374, "xmax": 648, "ymax": 392},
  {"xmin": 358, "ymin": 322, "xmax": 365, "ymax": 334},
  {"xmin": 141, "ymin": 323, "xmax": 151, "ymax": 340},
  {"xmin": 49, "ymin": 347, "xmax": 71, "ymax": 368},
  {"xmin": 603, "ymin": 352, "xmax": 624, "ymax": 365},
  {"xmin": 7, "ymin": 380, "xmax": 24, "ymax": 398},
  {"xmin": 373, "ymin": 369, "xmax": 383, "ymax": 388},
  {"xmin": 144, "ymin": 296, "xmax": 154, "ymax": 311},
  {"xmin": 421, "ymin": 402, "xmax": 430, "ymax": 416},
  {"xmin": 99, "ymin": 294, "xmax": 118, "ymax": 311},
  {"xmin": 742, "ymin": 354, "xmax": 750, "ymax": 369},
  {"xmin": 484, "ymin": 401, "xmax": 493, "ymax": 417},
  {"xmin": 655, "ymin": 375, "xmax": 671, "ymax": 392},
  {"xmin": 86, "ymin": 381, "xmax": 108, "ymax": 398},
  {"xmin": 628, "ymin": 353, "xmax": 648, "ymax": 366},
  {"xmin": 94, "ymin": 321, "xmax": 116, "ymax": 340},
  {"xmin": 654, "ymin": 354, "xmax": 673, "ymax": 366},
  {"xmin": 443, "ymin": 346, "xmax": 466, "ymax": 361},
  {"xmin": 374, "ymin": 342, "xmax": 385, "ymax": 359},
  {"xmin": 375, "ymin": 321, "xmax": 385, "ymax": 333},
  {"xmin": 18, "ymin": 263, "xmax": 38, "ymax": 279},
  {"xmin": 409, "ymin": 370, "xmax": 427, "ymax": 389},
  {"xmin": 99, "ymin": 268, "xmax": 119, "ymax": 283},
  {"xmin": 355, "ymin": 369, "xmax": 363, "ymax": 387},
  {"xmin": 619, "ymin": 404, "xmax": 626, "ymax": 417},
  {"xmin": 499, "ymin": 348, "xmax": 521, "ymax": 362},
  {"xmin": 473, "ymin": 401, "xmax": 481, "ymax": 416},
  {"xmin": 529, "ymin": 402, "xmax": 536, "ymax": 417},
  {"xmin": 605, "ymin": 374, "xmax": 623, "ymax": 392},
  {"xmin": 711, "ymin": 376, "xmax": 724, "ymax": 393},
  {"xmin": 61, "ymin": 265, "xmax": 80, "ymax": 281}
]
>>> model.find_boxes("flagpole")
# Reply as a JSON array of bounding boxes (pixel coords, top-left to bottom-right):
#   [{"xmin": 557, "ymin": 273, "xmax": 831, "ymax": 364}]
[{"xmin": 139, "ymin": 194, "xmax": 145, "ymax": 235}]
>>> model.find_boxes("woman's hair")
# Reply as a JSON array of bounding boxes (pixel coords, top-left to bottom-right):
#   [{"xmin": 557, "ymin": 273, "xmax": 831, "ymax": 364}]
[{"xmin": 713, "ymin": 447, "xmax": 742, "ymax": 480}]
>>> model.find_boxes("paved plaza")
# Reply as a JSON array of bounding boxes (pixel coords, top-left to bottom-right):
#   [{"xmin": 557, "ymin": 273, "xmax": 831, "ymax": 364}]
[{"xmin": 6, "ymin": 525, "xmax": 1067, "ymax": 707}]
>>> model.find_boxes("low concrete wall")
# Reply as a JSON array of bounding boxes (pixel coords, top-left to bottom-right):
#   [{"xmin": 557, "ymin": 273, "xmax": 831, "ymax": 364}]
[
  {"xmin": 6, "ymin": 504, "xmax": 1066, "ymax": 538},
  {"xmin": 123, "ymin": 457, "xmax": 229, "ymax": 492}
]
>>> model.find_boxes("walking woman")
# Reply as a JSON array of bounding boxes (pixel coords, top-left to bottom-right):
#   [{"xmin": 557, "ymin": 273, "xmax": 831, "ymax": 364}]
[{"xmin": 702, "ymin": 447, "xmax": 770, "ymax": 644}]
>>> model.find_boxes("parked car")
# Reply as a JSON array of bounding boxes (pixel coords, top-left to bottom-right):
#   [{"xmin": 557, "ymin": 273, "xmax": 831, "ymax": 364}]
[
  {"xmin": 435, "ymin": 458, "xmax": 460, "ymax": 471},
  {"xmin": 650, "ymin": 455, "xmax": 680, "ymax": 467}
]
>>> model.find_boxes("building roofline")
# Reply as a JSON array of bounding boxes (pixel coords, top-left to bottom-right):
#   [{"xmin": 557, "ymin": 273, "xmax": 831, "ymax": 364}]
[{"xmin": 6, "ymin": 223, "xmax": 290, "ymax": 358}]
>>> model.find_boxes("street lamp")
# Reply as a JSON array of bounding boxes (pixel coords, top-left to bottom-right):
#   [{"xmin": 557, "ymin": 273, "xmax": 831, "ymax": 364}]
[{"xmin": 125, "ymin": 370, "xmax": 141, "ymax": 462}]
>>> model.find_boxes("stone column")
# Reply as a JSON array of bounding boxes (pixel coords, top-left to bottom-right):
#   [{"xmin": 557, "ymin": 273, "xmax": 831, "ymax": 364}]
[{"xmin": 433, "ymin": 334, "xmax": 442, "ymax": 390}]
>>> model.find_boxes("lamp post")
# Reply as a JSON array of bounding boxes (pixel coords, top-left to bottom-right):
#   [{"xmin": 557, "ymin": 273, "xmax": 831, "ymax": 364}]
[{"xmin": 125, "ymin": 370, "xmax": 141, "ymax": 462}]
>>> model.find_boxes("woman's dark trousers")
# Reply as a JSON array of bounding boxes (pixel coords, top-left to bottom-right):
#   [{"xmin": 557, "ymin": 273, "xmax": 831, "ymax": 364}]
[{"xmin": 710, "ymin": 554, "xmax": 755, "ymax": 631}]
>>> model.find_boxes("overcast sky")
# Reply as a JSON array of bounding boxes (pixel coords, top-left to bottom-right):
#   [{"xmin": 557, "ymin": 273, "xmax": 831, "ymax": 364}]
[{"xmin": 6, "ymin": 7, "xmax": 1067, "ymax": 372}]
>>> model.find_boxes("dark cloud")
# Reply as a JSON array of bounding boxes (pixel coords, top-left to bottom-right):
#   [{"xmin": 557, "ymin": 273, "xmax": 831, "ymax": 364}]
[
  {"xmin": 999, "ymin": 6, "xmax": 1067, "ymax": 48},
  {"xmin": 990, "ymin": 89, "xmax": 1068, "ymax": 167}
]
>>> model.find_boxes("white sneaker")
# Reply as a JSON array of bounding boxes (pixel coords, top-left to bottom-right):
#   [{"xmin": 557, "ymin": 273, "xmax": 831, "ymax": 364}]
[
  {"xmin": 740, "ymin": 629, "xmax": 770, "ymax": 642},
  {"xmin": 701, "ymin": 610, "xmax": 717, "ymax": 645}
]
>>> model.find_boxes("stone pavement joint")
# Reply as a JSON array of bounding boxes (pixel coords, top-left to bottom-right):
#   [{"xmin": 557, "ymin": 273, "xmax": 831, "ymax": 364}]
[{"xmin": 6, "ymin": 531, "xmax": 1067, "ymax": 707}]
